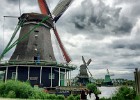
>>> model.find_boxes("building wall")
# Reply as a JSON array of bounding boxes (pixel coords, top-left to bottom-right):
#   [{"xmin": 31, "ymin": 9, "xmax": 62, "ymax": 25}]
[
  {"xmin": 10, "ymin": 19, "xmax": 56, "ymax": 61},
  {"xmin": 18, "ymin": 67, "xmax": 28, "ymax": 81},
  {"xmin": 6, "ymin": 66, "xmax": 63, "ymax": 87},
  {"xmin": 7, "ymin": 67, "xmax": 16, "ymax": 79}
]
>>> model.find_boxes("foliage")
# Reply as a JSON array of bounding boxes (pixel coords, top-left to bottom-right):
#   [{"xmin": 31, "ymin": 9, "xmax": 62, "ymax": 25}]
[
  {"xmin": 0, "ymin": 80, "xmax": 34, "ymax": 98},
  {"xmin": 86, "ymin": 83, "xmax": 101, "ymax": 94},
  {"xmin": 0, "ymin": 80, "xmax": 67, "ymax": 99},
  {"xmin": 7, "ymin": 90, "xmax": 16, "ymax": 98},
  {"xmin": 111, "ymin": 86, "xmax": 136, "ymax": 100},
  {"xmin": 100, "ymin": 97, "xmax": 111, "ymax": 100},
  {"xmin": 56, "ymin": 95, "xmax": 65, "ymax": 100},
  {"xmin": 135, "ymin": 94, "xmax": 140, "ymax": 100},
  {"xmin": 67, "ymin": 95, "xmax": 75, "ymax": 100},
  {"xmin": 74, "ymin": 95, "xmax": 80, "ymax": 100}
]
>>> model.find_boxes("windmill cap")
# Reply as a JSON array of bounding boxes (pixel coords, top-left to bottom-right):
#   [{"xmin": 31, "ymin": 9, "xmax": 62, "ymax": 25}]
[{"xmin": 19, "ymin": 13, "xmax": 54, "ymax": 28}]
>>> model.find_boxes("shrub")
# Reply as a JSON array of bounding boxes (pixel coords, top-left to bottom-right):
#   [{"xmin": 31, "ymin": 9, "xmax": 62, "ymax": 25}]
[
  {"xmin": 0, "ymin": 80, "xmax": 47, "ymax": 99},
  {"xmin": 111, "ymin": 86, "xmax": 136, "ymax": 100},
  {"xmin": 7, "ymin": 90, "xmax": 16, "ymax": 98},
  {"xmin": 56, "ymin": 95, "xmax": 65, "ymax": 100},
  {"xmin": 74, "ymin": 95, "xmax": 80, "ymax": 100},
  {"xmin": 100, "ymin": 97, "xmax": 111, "ymax": 100},
  {"xmin": 86, "ymin": 83, "xmax": 101, "ymax": 94},
  {"xmin": 46, "ymin": 94, "xmax": 56, "ymax": 99},
  {"xmin": 67, "ymin": 95, "xmax": 75, "ymax": 100}
]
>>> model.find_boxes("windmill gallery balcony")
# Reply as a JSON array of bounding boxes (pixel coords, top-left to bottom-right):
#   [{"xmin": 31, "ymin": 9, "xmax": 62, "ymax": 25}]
[
  {"xmin": 0, "ymin": 60, "xmax": 76, "ymax": 87},
  {"xmin": 0, "ymin": 0, "xmax": 76, "ymax": 89}
]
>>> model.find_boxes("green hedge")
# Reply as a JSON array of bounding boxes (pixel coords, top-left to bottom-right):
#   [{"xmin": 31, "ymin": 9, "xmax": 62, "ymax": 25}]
[
  {"xmin": 86, "ymin": 83, "xmax": 101, "ymax": 94},
  {"xmin": 111, "ymin": 86, "xmax": 136, "ymax": 100},
  {"xmin": 0, "ymin": 80, "xmax": 80, "ymax": 99}
]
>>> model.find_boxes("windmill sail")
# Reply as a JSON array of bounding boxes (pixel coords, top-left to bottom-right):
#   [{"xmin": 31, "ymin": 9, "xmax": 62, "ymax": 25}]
[
  {"xmin": 38, "ymin": 0, "xmax": 51, "ymax": 15},
  {"xmin": 52, "ymin": 0, "xmax": 74, "ymax": 22},
  {"xmin": 38, "ymin": 0, "xmax": 71, "ymax": 63},
  {"xmin": 53, "ymin": 27, "xmax": 71, "ymax": 63}
]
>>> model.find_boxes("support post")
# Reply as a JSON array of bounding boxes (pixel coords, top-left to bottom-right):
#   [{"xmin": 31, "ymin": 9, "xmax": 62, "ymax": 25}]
[
  {"xmin": 5, "ymin": 66, "xmax": 8, "ymax": 83},
  {"xmin": 51, "ymin": 67, "xmax": 52, "ymax": 87},
  {"xmin": 59, "ymin": 67, "xmax": 60, "ymax": 86},
  {"xmin": 65, "ymin": 69, "xmax": 67, "ymax": 86},
  {"xmin": 28, "ymin": 66, "xmax": 30, "ymax": 80},
  {"xmin": 70, "ymin": 70, "xmax": 71, "ymax": 86},
  {"xmin": 40, "ymin": 66, "xmax": 42, "ymax": 84},
  {"xmin": 68, "ymin": 70, "xmax": 70, "ymax": 86},
  {"xmin": 15, "ymin": 66, "xmax": 18, "ymax": 80},
  {"xmin": 135, "ymin": 68, "xmax": 140, "ymax": 94}
]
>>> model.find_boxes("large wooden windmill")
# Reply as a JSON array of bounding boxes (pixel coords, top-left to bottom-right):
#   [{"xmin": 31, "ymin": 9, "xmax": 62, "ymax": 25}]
[
  {"xmin": 0, "ymin": 0, "xmax": 76, "ymax": 87},
  {"xmin": 10, "ymin": 0, "xmax": 73, "ymax": 63}
]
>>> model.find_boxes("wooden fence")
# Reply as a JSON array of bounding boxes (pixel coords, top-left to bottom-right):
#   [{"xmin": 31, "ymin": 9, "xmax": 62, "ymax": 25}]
[{"xmin": 134, "ymin": 68, "xmax": 140, "ymax": 94}]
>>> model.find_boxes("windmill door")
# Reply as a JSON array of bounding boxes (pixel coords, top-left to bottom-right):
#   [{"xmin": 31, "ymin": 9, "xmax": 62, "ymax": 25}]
[{"xmin": 60, "ymin": 73, "xmax": 65, "ymax": 86}]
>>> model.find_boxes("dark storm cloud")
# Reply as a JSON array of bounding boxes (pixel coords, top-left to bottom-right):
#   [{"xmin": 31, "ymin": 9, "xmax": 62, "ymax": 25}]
[
  {"xmin": 110, "ymin": 40, "xmax": 140, "ymax": 50},
  {"xmin": 113, "ymin": 17, "xmax": 133, "ymax": 34},
  {"xmin": 6, "ymin": 0, "xmax": 19, "ymax": 4},
  {"xmin": 57, "ymin": 0, "xmax": 136, "ymax": 39}
]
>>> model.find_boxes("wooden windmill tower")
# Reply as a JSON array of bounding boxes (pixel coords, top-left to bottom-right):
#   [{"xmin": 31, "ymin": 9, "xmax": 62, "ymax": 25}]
[
  {"xmin": 76, "ymin": 56, "xmax": 93, "ymax": 85},
  {"xmin": 0, "ymin": 0, "xmax": 76, "ymax": 87},
  {"xmin": 10, "ymin": 0, "xmax": 73, "ymax": 62}
]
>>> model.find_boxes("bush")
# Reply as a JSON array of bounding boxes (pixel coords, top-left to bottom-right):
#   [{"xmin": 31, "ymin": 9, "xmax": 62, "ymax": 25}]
[
  {"xmin": 86, "ymin": 83, "xmax": 101, "ymax": 94},
  {"xmin": 56, "ymin": 95, "xmax": 65, "ymax": 100},
  {"xmin": 0, "ymin": 80, "xmax": 47, "ymax": 99},
  {"xmin": 67, "ymin": 95, "xmax": 75, "ymax": 100},
  {"xmin": 46, "ymin": 94, "xmax": 57, "ymax": 99},
  {"xmin": 74, "ymin": 95, "xmax": 80, "ymax": 100},
  {"xmin": 7, "ymin": 90, "xmax": 16, "ymax": 98},
  {"xmin": 100, "ymin": 97, "xmax": 111, "ymax": 100},
  {"xmin": 111, "ymin": 86, "xmax": 136, "ymax": 100}
]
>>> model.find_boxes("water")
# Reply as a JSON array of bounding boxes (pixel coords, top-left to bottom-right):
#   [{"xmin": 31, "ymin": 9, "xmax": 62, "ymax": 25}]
[
  {"xmin": 87, "ymin": 86, "xmax": 118, "ymax": 100},
  {"xmin": 98, "ymin": 86, "xmax": 119, "ymax": 98}
]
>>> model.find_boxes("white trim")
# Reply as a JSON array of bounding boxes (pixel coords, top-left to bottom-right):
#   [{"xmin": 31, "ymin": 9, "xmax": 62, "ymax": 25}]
[
  {"xmin": 12, "ymin": 72, "xmax": 16, "ymax": 80},
  {"xmin": 70, "ymin": 70, "xmax": 71, "ymax": 86},
  {"xmin": 65, "ymin": 69, "xmax": 66, "ymax": 86},
  {"xmin": 15, "ymin": 66, "xmax": 18, "ymax": 80},
  {"xmin": 40, "ymin": 66, "xmax": 42, "ymax": 84},
  {"xmin": 28, "ymin": 66, "xmax": 30, "ymax": 80},
  {"xmin": 51, "ymin": 67, "xmax": 52, "ymax": 87},
  {"xmin": 23, "ymin": 22, "xmax": 50, "ymax": 28},
  {"xmin": 59, "ymin": 68, "xmax": 60, "ymax": 86},
  {"xmin": 5, "ymin": 67, "xmax": 8, "ymax": 82}
]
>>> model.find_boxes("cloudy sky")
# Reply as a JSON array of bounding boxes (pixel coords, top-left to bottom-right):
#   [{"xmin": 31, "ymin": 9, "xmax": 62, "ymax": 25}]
[{"xmin": 0, "ymin": 0, "xmax": 140, "ymax": 80}]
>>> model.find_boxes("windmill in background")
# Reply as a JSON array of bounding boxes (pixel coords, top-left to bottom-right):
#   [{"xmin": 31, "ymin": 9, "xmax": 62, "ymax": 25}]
[
  {"xmin": 103, "ymin": 69, "xmax": 114, "ymax": 86},
  {"xmin": 75, "ymin": 56, "xmax": 94, "ymax": 85}
]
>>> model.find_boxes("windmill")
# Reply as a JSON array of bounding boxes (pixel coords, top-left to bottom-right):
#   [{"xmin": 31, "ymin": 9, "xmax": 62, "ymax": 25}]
[
  {"xmin": 76, "ymin": 56, "xmax": 93, "ymax": 85},
  {"xmin": 0, "ymin": 0, "xmax": 75, "ymax": 63},
  {"xmin": 0, "ymin": 0, "xmax": 76, "ymax": 87},
  {"xmin": 103, "ymin": 69, "xmax": 114, "ymax": 86}
]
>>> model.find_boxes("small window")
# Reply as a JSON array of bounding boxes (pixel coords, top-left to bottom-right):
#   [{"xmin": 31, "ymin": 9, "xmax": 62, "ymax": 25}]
[
  {"xmin": 49, "ymin": 73, "xmax": 55, "ymax": 79},
  {"xmin": 0, "ymin": 71, "xmax": 4, "ymax": 80},
  {"xmin": 12, "ymin": 72, "xmax": 16, "ymax": 79},
  {"xmin": 60, "ymin": 73, "xmax": 64, "ymax": 80}
]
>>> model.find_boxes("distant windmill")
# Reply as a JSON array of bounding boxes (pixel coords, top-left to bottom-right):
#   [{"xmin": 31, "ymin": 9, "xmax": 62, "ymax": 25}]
[
  {"xmin": 104, "ymin": 69, "xmax": 114, "ymax": 86},
  {"xmin": 76, "ymin": 56, "xmax": 93, "ymax": 85},
  {"xmin": 107, "ymin": 69, "xmax": 114, "ymax": 76}
]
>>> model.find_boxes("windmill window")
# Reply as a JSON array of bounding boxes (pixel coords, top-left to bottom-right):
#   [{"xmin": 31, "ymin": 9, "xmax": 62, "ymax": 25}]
[
  {"xmin": 0, "ymin": 71, "xmax": 4, "ymax": 80},
  {"xmin": 49, "ymin": 73, "xmax": 55, "ymax": 79},
  {"xmin": 49, "ymin": 55, "xmax": 52, "ymax": 60},
  {"xmin": 11, "ymin": 72, "xmax": 16, "ymax": 79},
  {"xmin": 34, "ymin": 43, "xmax": 37, "ymax": 46},
  {"xmin": 60, "ymin": 73, "xmax": 64, "ymax": 80},
  {"xmin": 34, "ymin": 30, "xmax": 39, "ymax": 33}
]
